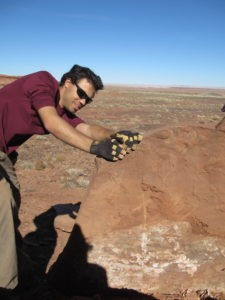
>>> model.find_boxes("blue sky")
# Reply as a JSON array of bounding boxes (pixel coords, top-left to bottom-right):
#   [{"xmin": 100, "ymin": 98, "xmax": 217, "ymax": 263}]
[{"xmin": 1, "ymin": 0, "xmax": 225, "ymax": 87}]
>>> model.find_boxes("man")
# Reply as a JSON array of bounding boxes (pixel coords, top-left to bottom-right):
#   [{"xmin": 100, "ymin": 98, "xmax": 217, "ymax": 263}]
[{"xmin": 0, "ymin": 64, "xmax": 142, "ymax": 294}]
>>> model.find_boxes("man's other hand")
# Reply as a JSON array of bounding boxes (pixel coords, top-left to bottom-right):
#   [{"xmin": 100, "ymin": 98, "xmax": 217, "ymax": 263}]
[{"xmin": 110, "ymin": 130, "xmax": 143, "ymax": 152}]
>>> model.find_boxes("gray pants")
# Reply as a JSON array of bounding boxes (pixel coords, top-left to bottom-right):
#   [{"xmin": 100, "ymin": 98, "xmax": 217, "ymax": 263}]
[{"xmin": 0, "ymin": 151, "xmax": 21, "ymax": 289}]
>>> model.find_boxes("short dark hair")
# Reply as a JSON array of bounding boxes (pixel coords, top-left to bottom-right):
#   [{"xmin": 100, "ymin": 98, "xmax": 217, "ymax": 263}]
[{"xmin": 60, "ymin": 64, "xmax": 104, "ymax": 91}]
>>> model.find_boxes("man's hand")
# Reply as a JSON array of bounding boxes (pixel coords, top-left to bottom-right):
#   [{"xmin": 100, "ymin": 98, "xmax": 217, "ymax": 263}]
[
  {"xmin": 90, "ymin": 138, "xmax": 126, "ymax": 161},
  {"xmin": 110, "ymin": 130, "xmax": 143, "ymax": 152}
]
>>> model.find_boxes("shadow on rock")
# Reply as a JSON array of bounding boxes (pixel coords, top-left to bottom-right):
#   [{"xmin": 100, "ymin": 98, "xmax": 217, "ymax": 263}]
[
  {"xmin": 5, "ymin": 203, "xmax": 156, "ymax": 299},
  {"xmin": 47, "ymin": 224, "xmax": 156, "ymax": 299},
  {"xmin": 23, "ymin": 203, "xmax": 81, "ymax": 279}
]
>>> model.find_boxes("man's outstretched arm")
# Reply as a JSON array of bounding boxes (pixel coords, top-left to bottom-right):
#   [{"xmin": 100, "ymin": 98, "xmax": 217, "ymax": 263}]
[
  {"xmin": 38, "ymin": 106, "xmax": 93, "ymax": 152},
  {"xmin": 37, "ymin": 106, "xmax": 126, "ymax": 161},
  {"xmin": 76, "ymin": 123, "xmax": 114, "ymax": 141}
]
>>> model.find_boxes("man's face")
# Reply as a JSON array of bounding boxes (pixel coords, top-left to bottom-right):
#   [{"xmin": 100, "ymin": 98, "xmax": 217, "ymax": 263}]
[{"xmin": 59, "ymin": 78, "xmax": 96, "ymax": 113}]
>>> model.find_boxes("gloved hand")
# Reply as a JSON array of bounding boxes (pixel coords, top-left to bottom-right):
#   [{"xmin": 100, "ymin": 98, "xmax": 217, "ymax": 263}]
[
  {"xmin": 110, "ymin": 130, "xmax": 143, "ymax": 152},
  {"xmin": 90, "ymin": 138, "xmax": 126, "ymax": 161}
]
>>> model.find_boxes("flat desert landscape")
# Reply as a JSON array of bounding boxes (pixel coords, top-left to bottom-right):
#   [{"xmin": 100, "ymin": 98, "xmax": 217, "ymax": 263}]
[{"xmin": 1, "ymin": 75, "xmax": 225, "ymax": 299}]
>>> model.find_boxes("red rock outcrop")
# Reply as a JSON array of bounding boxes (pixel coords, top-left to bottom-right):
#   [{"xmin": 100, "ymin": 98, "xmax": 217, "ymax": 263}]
[
  {"xmin": 77, "ymin": 125, "xmax": 225, "ymax": 239},
  {"xmin": 50, "ymin": 125, "xmax": 225, "ymax": 298}
]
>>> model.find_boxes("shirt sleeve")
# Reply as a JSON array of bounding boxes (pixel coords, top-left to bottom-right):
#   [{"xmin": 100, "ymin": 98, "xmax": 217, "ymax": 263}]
[
  {"xmin": 22, "ymin": 71, "xmax": 85, "ymax": 128},
  {"xmin": 22, "ymin": 71, "xmax": 58, "ymax": 110}
]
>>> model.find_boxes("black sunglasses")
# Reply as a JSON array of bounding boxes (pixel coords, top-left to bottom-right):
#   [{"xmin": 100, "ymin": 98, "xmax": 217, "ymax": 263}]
[{"xmin": 74, "ymin": 82, "xmax": 93, "ymax": 104}]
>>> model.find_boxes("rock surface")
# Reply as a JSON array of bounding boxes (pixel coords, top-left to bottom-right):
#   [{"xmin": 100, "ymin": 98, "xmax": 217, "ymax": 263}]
[{"xmin": 49, "ymin": 125, "xmax": 225, "ymax": 298}]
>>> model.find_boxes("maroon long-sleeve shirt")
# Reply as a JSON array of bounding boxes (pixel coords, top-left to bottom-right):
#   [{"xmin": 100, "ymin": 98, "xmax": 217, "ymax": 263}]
[{"xmin": 0, "ymin": 71, "xmax": 84, "ymax": 154}]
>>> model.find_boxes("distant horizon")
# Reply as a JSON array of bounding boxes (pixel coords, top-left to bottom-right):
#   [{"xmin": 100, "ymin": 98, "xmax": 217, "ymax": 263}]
[
  {"xmin": 0, "ymin": 72, "xmax": 225, "ymax": 91},
  {"xmin": 104, "ymin": 82, "xmax": 225, "ymax": 90}
]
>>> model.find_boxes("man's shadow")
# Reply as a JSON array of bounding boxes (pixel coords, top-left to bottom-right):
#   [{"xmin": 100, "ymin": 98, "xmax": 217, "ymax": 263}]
[
  {"xmin": 23, "ymin": 204, "xmax": 157, "ymax": 299},
  {"xmin": 23, "ymin": 202, "xmax": 80, "ymax": 279}
]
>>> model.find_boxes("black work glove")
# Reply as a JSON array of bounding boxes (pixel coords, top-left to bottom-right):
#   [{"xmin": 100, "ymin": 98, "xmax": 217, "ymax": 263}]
[
  {"xmin": 90, "ymin": 138, "xmax": 126, "ymax": 161},
  {"xmin": 110, "ymin": 130, "xmax": 143, "ymax": 153}
]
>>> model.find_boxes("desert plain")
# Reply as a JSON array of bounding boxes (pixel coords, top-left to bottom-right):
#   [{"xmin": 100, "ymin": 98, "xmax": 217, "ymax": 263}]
[{"xmin": 1, "ymin": 74, "xmax": 225, "ymax": 299}]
